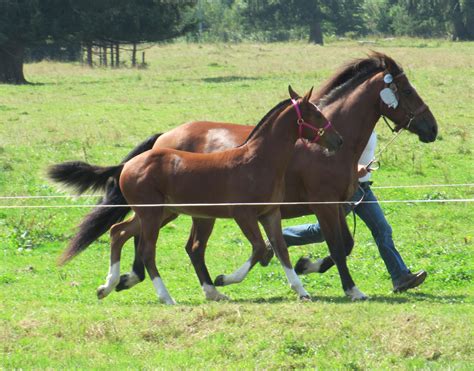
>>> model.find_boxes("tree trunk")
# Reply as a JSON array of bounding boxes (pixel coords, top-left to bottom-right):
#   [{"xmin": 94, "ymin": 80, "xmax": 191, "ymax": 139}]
[
  {"xmin": 102, "ymin": 45, "xmax": 107, "ymax": 67},
  {"xmin": 110, "ymin": 43, "xmax": 115, "ymax": 67},
  {"xmin": 86, "ymin": 42, "xmax": 93, "ymax": 67},
  {"xmin": 132, "ymin": 43, "xmax": 137, "ymax": 67},
  {"xmin": 0, "ymin": 42, "xmax": 27, "ymax": 84},
  {"xmin": 451, "ymin": 0, "xmax": 469, "ymax": 40},
  {"xmin": 309, "ymin": 19, "xmax": 324, "ymax": 45},
  {"xmin": 115, "ymin": 43, "xmax": 120, "ymax": 67}
]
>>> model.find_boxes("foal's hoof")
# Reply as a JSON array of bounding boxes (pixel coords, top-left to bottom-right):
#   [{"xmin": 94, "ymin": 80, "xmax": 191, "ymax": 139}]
[
  {"xmin": 115, "ymin": 274, "xmax": 130, "ymax": 292},
  {"xmin": 299, "ymin": 295, "xmax": 312, "ymax": 302},
  {"xmin": 260, "ymin": 248, "xmax": 274, "ymax": 267},
  {"xmin": 295, "ymin": 257, "xmax": 312, "ymax": 275},
  {"xmin": 97, "ymin": 286, "xmax": 109, "ymax": 300},
  {"xmin": 345, "ymin": 286, "xmax": 369, "ymax": 301},
  {"xmin": 206, "ymin": 291, "xmax": 230, "ymax": 302},
  {"xmin": 214, "ymin": 275, "xmax": 225, "ymax": 287}
]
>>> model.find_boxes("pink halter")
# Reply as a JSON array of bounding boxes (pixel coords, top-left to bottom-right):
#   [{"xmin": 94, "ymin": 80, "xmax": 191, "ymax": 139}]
[{"xmin": 291, "ymin": 99, "xmax": 332, "ymax": 145}]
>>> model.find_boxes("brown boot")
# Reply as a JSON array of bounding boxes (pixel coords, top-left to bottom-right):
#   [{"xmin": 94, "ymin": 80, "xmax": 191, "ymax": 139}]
[{"xmin": 393, "ymin": 270, "xmax": 427, "ymax": 293}]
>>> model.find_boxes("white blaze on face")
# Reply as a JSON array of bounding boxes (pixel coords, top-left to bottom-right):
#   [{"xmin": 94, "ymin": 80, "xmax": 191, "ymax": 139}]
[{"xmin": 204, "ymin": 129, "xmax": 238, "ymax": 152}]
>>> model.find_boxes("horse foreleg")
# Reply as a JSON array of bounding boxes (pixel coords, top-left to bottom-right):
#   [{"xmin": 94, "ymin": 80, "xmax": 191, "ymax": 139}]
[
  {"xmin": 116, "ymin": 213, "xmax": 178, "ymax": 292},
  {"xmin": 214, "ymin": 212, "xmax": 268, "ymax": 287},
  {"xmin": 187, "ymin": 218, "xmax": 228, "ymax": 301},
  {"xmin": 311, "ymin": 204, "xmax": 367, "ymax": 301},
  {"xmin": 260, "ymin": 209, "xmax": 310, "ymax": 300},
  {"xmin": 294, "ymin": 205, "xmax": 353, "ymax": 275},
  {"xmin": 97, "ymin": 215, "xmax": 139, "ymax": 299}
]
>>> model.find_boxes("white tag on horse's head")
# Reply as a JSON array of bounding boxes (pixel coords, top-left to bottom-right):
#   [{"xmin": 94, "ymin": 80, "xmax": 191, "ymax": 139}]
[
  {"xmin": 383, "ymin": 74, "xmax": 393, "ymax": 84},
  {"xmin": 380, "ymin": 88, "xmax": 398, "ymax": 108}
]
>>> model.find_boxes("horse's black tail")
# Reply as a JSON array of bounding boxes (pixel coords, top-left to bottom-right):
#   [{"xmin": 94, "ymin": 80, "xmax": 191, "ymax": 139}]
[
  {"xmin": 54, "ymin": 133, "xmax": 162, "ymax": 265},
  {"xmin": 47, "ymin": 161, "xmax": 123, "ymax": 195}
]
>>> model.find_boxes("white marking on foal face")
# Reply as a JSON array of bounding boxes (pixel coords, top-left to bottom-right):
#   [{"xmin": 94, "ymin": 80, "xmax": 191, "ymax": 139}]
[{"xmin": 204, "ymin": 129, "xmax": 238, "ymax": 152}]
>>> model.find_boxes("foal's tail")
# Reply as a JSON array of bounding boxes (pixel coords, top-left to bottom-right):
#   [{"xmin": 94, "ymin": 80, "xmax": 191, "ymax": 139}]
[{"xmin": 49, "ymin": 133, "xmax": 162, "ymax": 265}]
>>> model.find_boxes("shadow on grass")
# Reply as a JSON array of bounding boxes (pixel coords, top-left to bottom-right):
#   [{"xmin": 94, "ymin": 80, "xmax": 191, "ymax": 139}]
[{"xmin": 202, "ymin": 292, "xmax": 469, "ymax": 305}]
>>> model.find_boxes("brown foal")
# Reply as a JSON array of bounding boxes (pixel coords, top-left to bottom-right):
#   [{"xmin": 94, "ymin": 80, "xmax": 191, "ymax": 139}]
[{"xmin": 50, "ymin": 87, "xmax": 342, "ymax": 303}]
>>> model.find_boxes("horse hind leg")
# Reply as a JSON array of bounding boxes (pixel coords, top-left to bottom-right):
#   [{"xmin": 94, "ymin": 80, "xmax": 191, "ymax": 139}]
[
  {"xmin": 116, "ymin": 213, "xmax": 178, "ymax": 292},
  {"xmin": 136, "ymin": 206, "xmax": 175, "ymax": 305},
  {"xmin": 97, "ymin": 215, "xmax": 139, "ymax": 299},
  {"xmin": 187, "ymin": 218, "xmax": 228, "ymax": 301},
  {"xmin": 214, "ymin": 213, "xmax": 268, "ymax": 287}
]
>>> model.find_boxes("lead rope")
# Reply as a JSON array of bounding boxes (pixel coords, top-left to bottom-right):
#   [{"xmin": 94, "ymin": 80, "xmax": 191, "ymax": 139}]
[
  {"xmin": 348, "ymin": 184, "xmax": 366, "ymax": 238},
  {"xmin": 366, "ymin": 120, "xmax": 410, "ymax": 171}
]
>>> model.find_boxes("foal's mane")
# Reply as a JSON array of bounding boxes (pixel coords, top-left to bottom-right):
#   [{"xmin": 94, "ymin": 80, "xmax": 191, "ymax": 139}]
[
  {"xmin": 239, "ymin": 98, "xmax": 292, "ymax": 146},
  {"xmin": 318, "ymin": 52, "xmax": 404, "ymax": 108}
]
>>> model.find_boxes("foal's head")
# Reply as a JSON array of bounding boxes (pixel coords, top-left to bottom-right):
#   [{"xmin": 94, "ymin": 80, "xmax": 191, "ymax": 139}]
[
  {"xmin": 288, "ymin": 86, "xmax": 343, "ymax": 152},
  {"xmin": 376, "ymin": 54, "xmax": 438, "ymax": 143}
]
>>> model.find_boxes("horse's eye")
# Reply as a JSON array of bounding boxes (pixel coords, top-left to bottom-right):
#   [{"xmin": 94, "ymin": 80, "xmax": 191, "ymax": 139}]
[{"xmin": 403, "ymin": 88, "xmax": 412, "ymax": 96}]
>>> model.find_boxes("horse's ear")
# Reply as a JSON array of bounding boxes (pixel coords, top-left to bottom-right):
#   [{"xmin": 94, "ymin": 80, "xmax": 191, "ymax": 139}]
[
  {"xmin": 303, "ymin": 87, "xmax": 314, "ymax": 103},
  {"xmin": 288, "ymin": 85, "xmax": 300, "ymax": 100}
]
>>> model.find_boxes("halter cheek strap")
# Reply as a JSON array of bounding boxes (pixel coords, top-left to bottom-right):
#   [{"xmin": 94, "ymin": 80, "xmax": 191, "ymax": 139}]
[
  {"xmin": 381, "ymin": 71, "xmax": 430, "ymax": 132},
  {"xmin": 290, "ymin": 99, "xmax": 332, "ymax": 145}
]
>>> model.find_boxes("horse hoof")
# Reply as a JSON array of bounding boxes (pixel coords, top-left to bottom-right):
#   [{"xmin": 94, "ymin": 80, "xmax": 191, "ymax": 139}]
[
  {"xmin": 259, "ymin": 248, "xmax": 274, "ymax": 267},
  {"xmin": 214, "ymin": 275, "xmax": 225, "ymax": 287},
  {"xmin": 159, "ymin": 297, "xmax": 176, "ymax": 305},
  {"xmin": 295, "ymin": 257, "xmax": 311, "ymax": 275},
  {"xmin": 207, "ymin": 292, "xmax": 230, "ymax": 302},
  {"xmin": 299, "ymin": 295, "xmax": 312, "ymax": 302},
  {"xmin": 97, "ymin": 286, "xmax": 108, "ymax": 300},
  {"xmin": 345, "ymin": 287, "xmax": 369, "ymax": 301},
  {"xmin": 115, "ymin": 274, "xmax": 130, "ymax": 292}
]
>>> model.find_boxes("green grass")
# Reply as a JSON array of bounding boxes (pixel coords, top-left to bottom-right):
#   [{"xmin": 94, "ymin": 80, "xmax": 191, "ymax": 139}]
[{"xmin": 1, "ymin": 38, "xmax": 473, "ymax": 368}]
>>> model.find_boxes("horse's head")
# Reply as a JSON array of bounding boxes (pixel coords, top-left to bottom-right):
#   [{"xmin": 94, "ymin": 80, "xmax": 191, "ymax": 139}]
[
  {"xmin": 288, "ymin": 85, "xmax": 343, "ymax": 152},
  {"xmin": 377, "ymin": 61, "xmax": 438, "ymax": 143}
]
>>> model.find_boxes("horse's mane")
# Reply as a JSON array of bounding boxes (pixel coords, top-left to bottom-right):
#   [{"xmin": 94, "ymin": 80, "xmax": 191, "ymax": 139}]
[
  {"xmin": 239, "ymin": 98, "xmax": 292, "ymax": 146},
  {"xmin": 317, "ymin": 51, "xmax": 404, "ymax": 108},
  {"xmin": 238, "ymin": 53, "xmax": 403, "ymax": 146}
]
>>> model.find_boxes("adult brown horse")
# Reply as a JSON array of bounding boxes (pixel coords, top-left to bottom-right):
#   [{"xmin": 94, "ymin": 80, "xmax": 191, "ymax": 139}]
[
  {"xmin": 49, "ymin": 87, "xmax": 342, "ymax": 304},
  {"xmin": 51, "ymin": 52, "xmax": 438, "ymax": 301}
]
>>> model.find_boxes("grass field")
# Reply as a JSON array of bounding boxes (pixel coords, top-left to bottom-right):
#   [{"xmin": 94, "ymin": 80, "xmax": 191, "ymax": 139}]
[{"xmin": 1, "ymin": 38, "xmax": 473, "ymax": 368}]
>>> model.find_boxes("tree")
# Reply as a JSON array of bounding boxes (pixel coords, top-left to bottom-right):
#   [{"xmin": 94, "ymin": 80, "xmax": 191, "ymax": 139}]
[
  {"xmin": 244, "ymin": 0, "xmax": 325, "ymax": 44},
  {"xmin": 450, "ymin": 0, "xmax": 474, "ymax": 40},
  {"xmin": 0, "ymin": 0, "xmax": 78, "ymax": 83},
  {"xmin": 0, "ymin": 0, "xmax": 196, "ymax": 83}
]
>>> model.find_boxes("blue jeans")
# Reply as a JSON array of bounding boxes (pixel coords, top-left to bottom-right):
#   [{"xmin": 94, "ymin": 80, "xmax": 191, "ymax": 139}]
[{"xmin": 282, "ymin": 182, "xmax": 410, "ymax": 282}]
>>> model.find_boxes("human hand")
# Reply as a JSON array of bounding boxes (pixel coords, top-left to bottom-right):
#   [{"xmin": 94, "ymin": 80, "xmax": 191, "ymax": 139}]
[{"xmin": 357, "ymin": 164, "xmax": 370, "ymax": 178}]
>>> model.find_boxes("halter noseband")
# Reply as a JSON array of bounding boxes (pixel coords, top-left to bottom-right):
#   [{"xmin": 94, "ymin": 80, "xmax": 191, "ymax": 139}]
[
  {"xmin": 291, "ymin": 99, "xmax": 332, "ymax": 145},
  {"xmin": 381, "ymin": 71, "xmax": 429, "ymax": 132}
]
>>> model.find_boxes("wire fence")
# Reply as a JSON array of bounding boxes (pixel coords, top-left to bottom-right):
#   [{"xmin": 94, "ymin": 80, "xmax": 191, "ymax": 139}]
[{"xmin": 0, "ymin": 183, "xmax": 472, "ymax": 209}]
